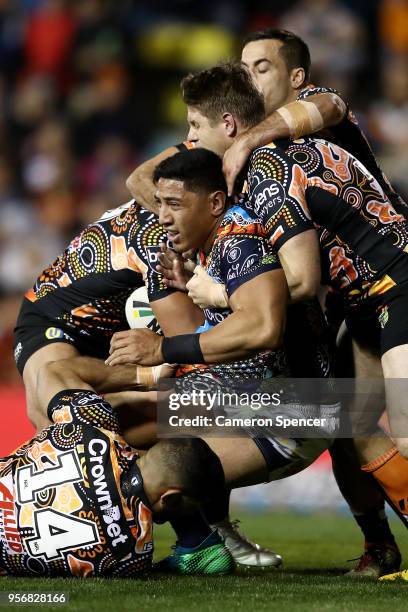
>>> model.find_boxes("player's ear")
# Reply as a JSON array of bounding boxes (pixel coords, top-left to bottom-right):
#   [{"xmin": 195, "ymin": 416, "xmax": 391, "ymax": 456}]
[
  {"xmin": 159, "ymin": 489, "xmax": 184, "ymax": 512},
  {"xmin": 209, "ymin": 191, "xmax": 227, "ymax": 216},
  {"xmin": 222, "ymin": 112, "xmax": 237, "ymax": 137},
  {"xmin": 290, "ymin": 67, "xmax": 306, "ymax": 89}
]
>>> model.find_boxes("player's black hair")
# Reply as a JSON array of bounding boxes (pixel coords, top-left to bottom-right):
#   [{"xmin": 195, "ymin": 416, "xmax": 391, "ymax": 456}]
[
  {"xmin": 243, "ymin": 28, "xmax": 311, "ymax": 82},
  {"xmin": 181, "ymin": 62, "xmax": 265, "ymax": 128},
  {"xmin": 153, "ymin": 147, "xmax": 227, "ymax": 195},
  {"xmin": 155, "ymin": 438, "xmax": 226, "ymax": 503}
]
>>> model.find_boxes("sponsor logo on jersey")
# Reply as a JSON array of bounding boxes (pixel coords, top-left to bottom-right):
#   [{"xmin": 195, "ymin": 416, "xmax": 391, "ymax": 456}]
[
  {"xmin": 0, "ymin": 473, "xmax": 23, "ymax": 554},
  {"xmin": 145, "ymin": 246, "xmax": 162, "ymax": 273},
  {"xmin": 45, "ymin": 327, "xmax": 65, "ymax": 340},
  {"xmin": 86, "ymin": 434, "xmax": 133, "ymax": 557},
  {"xmin": 252, "ymin": 180, "xmax": 285, "ymax": 217}
]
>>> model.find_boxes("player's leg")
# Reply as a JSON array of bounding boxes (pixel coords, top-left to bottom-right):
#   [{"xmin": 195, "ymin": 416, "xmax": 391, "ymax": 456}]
[
  {"xmin": 22, "ymin": 342, "xmax": 80, "ymax": 431},
  {"xmin": 382, "ymin": 344, "xmax": 408, "ymax": 459},
  {"xmin": 158, "ymin": 434, "xmax": 331, "ymax": 574},
  {"xmin": 332, "ymin": 329, "xmax": 401, "ymax": 576},
  {"xmin": 346, "ymin": 288, "xmax": 408, "ymax": 526}
]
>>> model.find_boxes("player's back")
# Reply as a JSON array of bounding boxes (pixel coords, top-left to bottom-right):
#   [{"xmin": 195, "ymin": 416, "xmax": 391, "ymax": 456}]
[
  {"xmin": 248, "ymin": 136, "xmax": 408, "ymax": 298},
  {"xmin": 0, "ymin": 390, "xmax": 153, "ymax": 577},
  {"xmin": 22, "ymin": 202, "xmax": 167, "ymax": 340},
  {"xmin": 298, "ymin": 84, "xmax": 406, "ymax": 212}
]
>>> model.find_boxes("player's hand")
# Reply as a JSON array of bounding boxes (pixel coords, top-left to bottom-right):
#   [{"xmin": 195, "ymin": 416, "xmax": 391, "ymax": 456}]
[
  {"xmin": 106, "ymin": 329, "xmax": 163, "ymax": 366},
  {"xmin": 156, "ymin": 244, "xmax": 194, "ymax": 291},
  {"xmin": 223, "ymin": 133, "xmax": 252, "ymax": 196},
  {"xmin": 186, "ymin": 265, "xmax": 229, "ymax": 309}
]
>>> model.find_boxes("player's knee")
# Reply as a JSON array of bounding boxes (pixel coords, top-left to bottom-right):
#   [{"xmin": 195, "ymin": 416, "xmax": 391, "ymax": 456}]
[{"xmin": 395, "ymin": 438, "xmax": 408, "ymax": 461}]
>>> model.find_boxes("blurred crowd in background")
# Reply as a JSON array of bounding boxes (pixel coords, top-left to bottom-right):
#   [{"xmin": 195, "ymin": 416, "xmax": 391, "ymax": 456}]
[{"xmin": 0, "ymin": 0, "xmax": 407, "ymax": 383}]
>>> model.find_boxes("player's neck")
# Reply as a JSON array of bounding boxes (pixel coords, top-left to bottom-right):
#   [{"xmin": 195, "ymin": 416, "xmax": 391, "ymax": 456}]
[{"xmin": 201, "ymin": 216, "xmax": 225, "ymax": 255}]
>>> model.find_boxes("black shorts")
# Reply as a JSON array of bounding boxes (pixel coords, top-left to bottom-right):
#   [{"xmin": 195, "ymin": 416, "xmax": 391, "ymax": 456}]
[
  {"xmin": 345, "ymin": 282, "xmax": 408, "ymax": 356},
  {"xmin": 13, "ymin": 298, "xmax": 111, "ymax": 375},
  {"xmin": 284, "ymin": 299, "xmax": 335, "ymax": 378}
]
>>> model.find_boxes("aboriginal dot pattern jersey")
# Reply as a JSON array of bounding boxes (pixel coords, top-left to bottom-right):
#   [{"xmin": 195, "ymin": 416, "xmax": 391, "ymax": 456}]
[
  {"xmin": 246, "ymin": 137, "xmax": 408, "ymax": 303},
  {"xmin": 297, "ymin": 85, "xmax": 407, "ymax": 212},
  {"xmin": 24, "ymin": 201, "xmax": 169, "ymax": 338},
  {"xmin": 0, "ymin": 390, "xmax": 153, "ymax": 577},
  {"xmin": 176, "ymin": 205, "xmax": 288, "ymax": 383}
]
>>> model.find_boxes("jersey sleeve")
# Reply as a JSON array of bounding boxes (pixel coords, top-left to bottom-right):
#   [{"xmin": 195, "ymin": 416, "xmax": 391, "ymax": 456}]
[
  {"xmin": 218, "ymin": 233, "xmax": 281, "ymax": 297},
  {"xmin": 47, "ymin": 389, "xmax": 121, "ymax": 433},
  {"xmin": 175, "ymin": 141, "xmax": 196, "ymax": 151},
  {"xmin": 297, "ymin": 84, "xmax": 346, "ymax": 104},
  {"xmin": 247, "ymin": 145, "xmax": 314, "ymax": 250},
  {"xmin": 133, "ymin": 208, "xmax": 175, "ymax": 302},
  {"xmin": 143, "ymin": 244, "xmax": 175, "ymax": 303}
]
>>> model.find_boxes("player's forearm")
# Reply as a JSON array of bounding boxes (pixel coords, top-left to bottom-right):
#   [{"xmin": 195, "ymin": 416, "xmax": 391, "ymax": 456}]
[
  {"xmin": 126, "ymin": 146, "xmax": 180, "ymax": 215},
  {"xmin": 198, "ymin": 310, "xmax": 284, "ymax": 362},
  {"xmin": 162, "ymin": 311, "xmax": 284, "ymax": 365},
  {"xmin": 242, "ymin": 94, "xmax": 346, "ymax": 152},
  {"xmin": 126, "ymin": 165, "xmax": 159, "ymax": 215},
  {"xmin": 241, "ymin": 112, "xmax": 293, "ymax": 152}
]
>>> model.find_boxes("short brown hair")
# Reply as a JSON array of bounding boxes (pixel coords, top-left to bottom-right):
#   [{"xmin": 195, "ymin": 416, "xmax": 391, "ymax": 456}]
[{"xmin": 181, "ymin": 62, "xmax": 265, "ymax": 128}]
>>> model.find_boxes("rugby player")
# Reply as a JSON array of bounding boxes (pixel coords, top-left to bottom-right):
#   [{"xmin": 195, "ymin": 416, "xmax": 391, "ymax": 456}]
[
  {"xmin": 13, "ymin": 200, "xmax": 204, "ymax": 433},
  {"xmin": 13, "ymin": 178, "xmax": 281, "ymax": 570},
  {"xmin": 123, "ymin": 30, "xmax": 405, "ymax": 577},
  {"xmin": 115, "ymin": 68, "xmax": 408, "ymax": 571},
  {"xmin": 171, "ymin": 62, "xmax": 408, "ymax": 540},
  {"xmin": 107, "ymin": 147, "xmax": 339, "ymax": 571},
  {"xmin": 0, "ymin": 356, "xmax": 226, "ymax": 577},
  {"xmin": 224, "ymin": 28, "xmax": 405, "ymax": 211}
]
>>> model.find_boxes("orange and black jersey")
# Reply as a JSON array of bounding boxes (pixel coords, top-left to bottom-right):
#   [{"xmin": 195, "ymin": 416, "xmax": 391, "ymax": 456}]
[
  {"xmin": 0, "ymin": 390, "xmax": 153, "ymax": 577},
  {"xmin": 297, "ymin": 85, "xmax": 406, "ymax": 213},
  {"xmin": 246, "ymin": 137, "xmax": 408, "ymax": 301},
  {"xmin": 24, "ymin": 202, "xmax": 171, "ymax": 339}
]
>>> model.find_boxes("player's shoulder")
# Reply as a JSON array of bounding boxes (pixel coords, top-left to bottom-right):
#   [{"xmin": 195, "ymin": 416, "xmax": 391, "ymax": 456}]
[
  {"xmin": 249, "ymin": 139, "xmax": 295, "ymax": 167},
  {"xmin": 215, "ymin": 204, "xmax": 267, "ymax": 246},
  {"xmin": 297, "ymin": 83, "xmax": 342, "ymax": 100}
]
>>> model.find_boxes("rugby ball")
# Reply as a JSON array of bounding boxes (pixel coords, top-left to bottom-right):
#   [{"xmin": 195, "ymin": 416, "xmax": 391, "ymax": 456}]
[{"xmin": 125, "ymin": 286, "xmax": 162, "ymax": 333}]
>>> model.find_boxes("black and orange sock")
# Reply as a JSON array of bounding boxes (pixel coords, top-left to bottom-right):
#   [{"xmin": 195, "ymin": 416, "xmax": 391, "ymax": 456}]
[{"xmin": 362, "ymin": 447, "xmax": 408, "ymax": 526}]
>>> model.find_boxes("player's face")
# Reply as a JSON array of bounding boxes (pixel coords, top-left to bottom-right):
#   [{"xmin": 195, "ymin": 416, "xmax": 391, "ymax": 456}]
[
  {"xmin": 187, "ymin": 107, "xmax": 230, "ymax": 156},
  {"xmin": 241, "ymin": 39, "xmax": 293, "ymax": 114},
  {"xmin": 156, "ymin": 178, "xmax": 216, "ymax": 252}
]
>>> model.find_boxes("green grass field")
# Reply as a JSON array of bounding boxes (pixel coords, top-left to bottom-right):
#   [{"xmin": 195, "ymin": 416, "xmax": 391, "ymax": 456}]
[{"xmin": 1, "ymin": 512, "xmax": 408, "ymax": 612}]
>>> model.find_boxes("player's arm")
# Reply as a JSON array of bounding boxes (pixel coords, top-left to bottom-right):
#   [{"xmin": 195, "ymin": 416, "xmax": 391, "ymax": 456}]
[
  {"xmin": 196, "ymin": 268, "xmax": 287, "ymax": 362},
  {"xmin": 105, "ymin": 291, "xmax": 205, "ymax": 367},
  {"xmin": 151, "ymin": 291, "xmax": 204, "ymax": 336},
  {"xmin": 144, "ymin": 241, "xmax": 204, "ymax": 335},
  {"xmin": 278, "ymin": 230, "xmax": 321, "ymax": 301},
  {"xmin": 126, "ymin": 146, "xmax": 180, "ymax": 214},
  {"xmin": 223, "ymin": 91, "xmax": 347, "ymax": 194},
  {"xmin": 106, "ymin": 240, "xmax": 288, "ymax": 366},
  {"xmin": 248, "ymin": 146, "xmax": 321, "ymax": 301},
  {"xmin": 106, "ymin": 269, "xmax": 287, "ymax": 366},
  {"xmin": 36, "ymin": 357, "xmax": 143, "ymax": 415}
]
